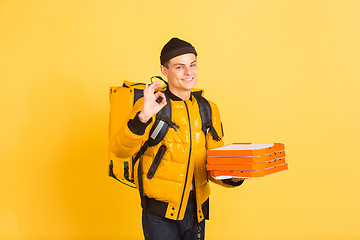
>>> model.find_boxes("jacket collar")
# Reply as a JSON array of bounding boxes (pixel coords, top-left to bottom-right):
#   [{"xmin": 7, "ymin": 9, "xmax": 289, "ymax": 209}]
[{"xmin": 165, "ymin": 87, "xmax": 193, "ymax": 101}]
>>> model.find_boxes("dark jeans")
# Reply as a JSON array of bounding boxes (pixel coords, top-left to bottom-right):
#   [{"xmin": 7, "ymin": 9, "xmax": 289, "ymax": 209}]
[{"xmin": 142, "ymin": 191, "xmax": 205, "ymax": 240}]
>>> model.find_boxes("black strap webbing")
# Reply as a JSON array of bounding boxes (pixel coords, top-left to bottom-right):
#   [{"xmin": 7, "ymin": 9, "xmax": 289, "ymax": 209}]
[
  {"xmin": 193, "ymin": 95, "xmax": 221, "ymax": 141},
  {"xmin": 134, "ymin": 91, "xmax": 178, "ymax": 207},
  {"xmin": 132, "ymin": 91, "xmax": 178, "ymax": 167}
]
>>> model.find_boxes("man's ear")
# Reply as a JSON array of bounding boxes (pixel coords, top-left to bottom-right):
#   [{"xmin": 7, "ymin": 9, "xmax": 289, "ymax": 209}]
[{"xmin": 160, "ymin": 65, "xmax": 168, "ymax": 77}]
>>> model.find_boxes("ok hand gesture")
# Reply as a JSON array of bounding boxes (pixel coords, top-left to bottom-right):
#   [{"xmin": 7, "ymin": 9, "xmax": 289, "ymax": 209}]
[{"xmin": 138, "ymin": 81, "xmax": 167, "ymax": 123}]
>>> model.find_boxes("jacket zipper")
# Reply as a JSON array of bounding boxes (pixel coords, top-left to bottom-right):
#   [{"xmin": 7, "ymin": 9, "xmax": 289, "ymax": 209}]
[{"xmin": 177, "ymin": 101, "xmax": 192, "ymax": 220}]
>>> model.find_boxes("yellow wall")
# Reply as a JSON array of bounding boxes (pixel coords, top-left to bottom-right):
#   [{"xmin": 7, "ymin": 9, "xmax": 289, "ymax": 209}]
[{"xmin": 1, "ymin": 1, "xmax": 359, "ymax": 239}]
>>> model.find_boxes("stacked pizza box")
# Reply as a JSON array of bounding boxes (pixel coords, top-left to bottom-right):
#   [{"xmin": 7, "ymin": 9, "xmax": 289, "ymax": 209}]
[{"xmin": 207, "ymin": 143, "xmax": 287, "ymax": 179}]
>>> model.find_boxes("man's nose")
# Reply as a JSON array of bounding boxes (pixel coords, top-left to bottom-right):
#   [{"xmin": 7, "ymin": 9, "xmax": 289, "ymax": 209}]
[{"xmin": 184, "ymin": 66, "xmax": 192, "ymax": 75}]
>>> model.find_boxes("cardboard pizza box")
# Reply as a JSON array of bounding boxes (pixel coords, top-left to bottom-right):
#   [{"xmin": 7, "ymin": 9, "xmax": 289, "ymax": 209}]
[
  {"xmin": 207, "ymin": 157, "xmax": 286, "ymax": 171},
  {"xmin": 210, "ymin": 163, "xmax": 288, "ymax": 179},
  {"xmin": 207, "ymin": 143, "xmax": 287, "ymax": 179}
]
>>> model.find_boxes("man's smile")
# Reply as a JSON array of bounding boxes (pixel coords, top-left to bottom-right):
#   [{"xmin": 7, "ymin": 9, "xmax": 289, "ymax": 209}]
[{"xmin": 181, "ymin": 77, "xmax": 194, "ymax": 82}]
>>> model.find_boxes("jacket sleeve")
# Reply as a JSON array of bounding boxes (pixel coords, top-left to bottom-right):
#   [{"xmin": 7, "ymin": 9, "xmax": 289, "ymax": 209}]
[
  {"xmin": 206, "ymin": 100, "xmax": 245, "ymax": 188},
  {"xmin": 111, "ymin": 98, "xmax": 155, "ymax": 159}
]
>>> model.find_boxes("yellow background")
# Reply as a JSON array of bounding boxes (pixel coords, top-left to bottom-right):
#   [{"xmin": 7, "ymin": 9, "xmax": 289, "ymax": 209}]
[{"xmin": 1, "ymin": 0, "xmax": 359, "ymax": 239}]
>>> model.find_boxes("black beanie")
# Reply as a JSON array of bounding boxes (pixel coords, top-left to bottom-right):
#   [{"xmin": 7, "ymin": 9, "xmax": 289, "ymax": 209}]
[{"xmin": 160, "ymin": 38, "xmax": 197, "ymax": 65}]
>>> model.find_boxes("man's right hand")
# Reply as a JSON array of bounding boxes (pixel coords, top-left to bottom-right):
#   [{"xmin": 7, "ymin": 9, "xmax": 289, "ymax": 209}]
[{"xmin": 138, "ymin": 81, "xmax": 167, "ymax": 123}]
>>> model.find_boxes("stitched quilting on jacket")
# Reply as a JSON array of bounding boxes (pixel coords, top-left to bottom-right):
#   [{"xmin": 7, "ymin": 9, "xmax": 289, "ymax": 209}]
[{"xmin": 111, "ymin": 88, "xmax": 234, "ymax": 222}]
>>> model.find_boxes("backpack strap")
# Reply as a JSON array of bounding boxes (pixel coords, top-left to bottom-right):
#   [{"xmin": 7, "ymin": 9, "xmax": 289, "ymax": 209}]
[
  {"xmin": 193, "ymin": 94, "xmax": 221, "ymax": 141},
  {"xmin": 132, "ymin": 91, "xmax": 178, "ymax": 166},
  {"xmin": 148, "ymin": 91, "xmax": 179, "ymax": 145},
  {"xmin": 134, "ymin": 90, "xmax": 177, "ymax": 208},
  {"xmin": 133, "ymin": 88, "xmax": 144, "ymax": 105}
]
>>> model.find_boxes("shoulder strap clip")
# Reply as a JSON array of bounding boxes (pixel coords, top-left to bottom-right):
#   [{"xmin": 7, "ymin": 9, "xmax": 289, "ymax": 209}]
[{"xmin": 158, "ymin": 114, "xmax": 179, "ymax": 131}]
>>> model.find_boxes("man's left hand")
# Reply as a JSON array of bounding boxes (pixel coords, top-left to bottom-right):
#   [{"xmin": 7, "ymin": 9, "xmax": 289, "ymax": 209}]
[{"xmin": 231, "ymin": 177, "xmax": 246, "ymax": 182}]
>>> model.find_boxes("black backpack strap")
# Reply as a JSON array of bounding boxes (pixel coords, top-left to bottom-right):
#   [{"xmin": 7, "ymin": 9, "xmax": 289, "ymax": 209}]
[
  {"xmin": 132, "ymin": 91, "xmax": 178, "ymax": 163},
  {"xmin": 147, "ymin": 91, "xmax": 178, "ymax": 146},
  {"xmin": 132, "ymin": 142, "xmax": 149, "ymax": 167},
  {"xmin": 135, "ymin": 91, "xmax": 178, "ymax": 208},
  {"xmin": 133, "ymin": 88, "xmax": 144, "ymax": 105},
  {"xmin": 193, "ymin": 94, "xmax": 221, "ymax": 141},
  {"xmin": 138, "ymin": 152, "xmax": 146, "ymax": 207}
]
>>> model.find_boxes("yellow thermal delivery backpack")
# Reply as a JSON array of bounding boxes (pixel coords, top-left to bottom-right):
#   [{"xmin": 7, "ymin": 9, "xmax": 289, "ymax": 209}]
[{"xmin": 108, "ymin": 76, "xmax": 221, "ymax": 188}]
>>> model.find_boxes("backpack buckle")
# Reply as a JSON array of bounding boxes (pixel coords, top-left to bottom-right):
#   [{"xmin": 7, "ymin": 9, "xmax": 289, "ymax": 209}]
[{"xmin": 159, "ymin": 115, "xmax": 179, "ymax": 131}]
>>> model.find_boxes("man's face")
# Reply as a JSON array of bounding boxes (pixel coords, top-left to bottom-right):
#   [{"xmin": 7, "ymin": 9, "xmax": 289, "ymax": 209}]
[{"xmin": 161, "ymin": 53, "xmax": 198, "ymax": 98}]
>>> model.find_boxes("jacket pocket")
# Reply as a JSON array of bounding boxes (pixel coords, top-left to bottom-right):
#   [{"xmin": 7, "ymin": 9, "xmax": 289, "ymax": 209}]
[{"xmin": 147, "ymin": 145, "xmax": 166, "ymax": 179}]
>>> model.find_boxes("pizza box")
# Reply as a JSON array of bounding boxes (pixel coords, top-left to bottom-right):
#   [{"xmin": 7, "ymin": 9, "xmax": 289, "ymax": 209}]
[{"xmin": 207, "ymin": 143, "xmax": 287, "ymax": 179}]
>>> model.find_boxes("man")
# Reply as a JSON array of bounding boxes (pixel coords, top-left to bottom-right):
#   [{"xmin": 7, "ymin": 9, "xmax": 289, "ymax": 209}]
[{"xmin": 111, "ymin": 38, "xmax": 244, "ymax": 240}]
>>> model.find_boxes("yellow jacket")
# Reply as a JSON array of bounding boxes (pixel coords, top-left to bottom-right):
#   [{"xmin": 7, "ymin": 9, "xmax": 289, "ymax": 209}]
[{"xmin": 111, "ymin": 89, "xmax": 236, "ymax": 222}]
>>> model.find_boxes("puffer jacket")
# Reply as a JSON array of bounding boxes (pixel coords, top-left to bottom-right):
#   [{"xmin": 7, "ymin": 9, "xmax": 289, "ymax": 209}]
[{"xmin": 111, "ymin": 88, "xmax": 237, "ymax": 222}]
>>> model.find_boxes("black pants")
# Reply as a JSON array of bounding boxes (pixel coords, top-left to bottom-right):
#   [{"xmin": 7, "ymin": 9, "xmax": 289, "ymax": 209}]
[{"xmin": 142, "ymin": 191, "xmax": 205, "ymax": 240}]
